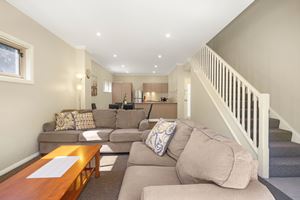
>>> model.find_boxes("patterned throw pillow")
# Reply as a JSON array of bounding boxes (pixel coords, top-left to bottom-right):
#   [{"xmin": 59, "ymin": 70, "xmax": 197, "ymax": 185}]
[
  {"xmin": 145, "ymin": 119, "xmax": 177, "ymax": 156},
  {"xmin": 73, "ymin": 112, "xmax": 96, "ymax": 130},
  {"xmin": 55, "ymin": 112, "xmax": 75, "ymax": 131}
]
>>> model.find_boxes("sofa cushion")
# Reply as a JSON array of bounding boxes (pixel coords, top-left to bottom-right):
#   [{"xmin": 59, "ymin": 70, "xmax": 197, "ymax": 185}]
[
  {"xmin": 118, "ymin": 166, "xmax": 180, "ymax": 200},
  {"xmin": 73, "ymin": 112, "xmax": 96, "ymax": 130},
  {"xmin": 110, "ymin": 129, "xmax": 143, "ymax": 142},
  {"xmin": 142, "ymin": 181, "xmax": 275, "ymax": 200},
  {"xmin": 176, "ymin": 128, "xmax": 253, "ymax": 189},
  {"xmin": 167, "ymin": 119, "xmax": 194, "ymax": 160},
  {"xmin": 38, "ymin": 130, "xmax": 81, "ymax": 143},
  {"xmin": 116, "ymin": 110, "xmax": 146, "ymax": 129},
  {"xmin": 55, "ymin": 112, "xmax": 75, "ymax": 131},
  {"xmin": 78, "ymin": 129, "xmax": 113, "ymax": 142},
  {"xmin": 92, "ymin": 109, "xmax": 116, "ymax": 129},
  {"xmin": 128, "ymin": 142, "xmax": 176, "ymax": 167},
  {"xmin": 145, "ymin": 119, "xmax": 176, "ymax": 156}
]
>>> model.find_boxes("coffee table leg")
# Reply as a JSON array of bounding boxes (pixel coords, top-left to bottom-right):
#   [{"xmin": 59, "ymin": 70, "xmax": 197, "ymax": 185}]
[{"xmin": 95, "ymin": 152, "xmax": 100, "ymax": 178}]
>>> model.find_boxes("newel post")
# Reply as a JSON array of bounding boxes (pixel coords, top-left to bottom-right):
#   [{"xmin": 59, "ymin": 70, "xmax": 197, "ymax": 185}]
[{"xmin": 258, "ymin": 94, "xmax": 270, "ymax": 178}]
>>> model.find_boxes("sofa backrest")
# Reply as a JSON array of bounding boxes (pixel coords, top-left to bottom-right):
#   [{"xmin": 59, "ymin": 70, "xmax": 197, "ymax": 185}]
[
  {"xmin": 61, "ymin": 109, "xmax": 92, "ymax": 113},
  {"xmin": 167, "ymin": 119, "xmax": 207, "ymax": 160},
  {"xmin": 92, "ymin": 109, "xmax": 117, "ymax": 129},
  {"xmin": 116, "ymin": 110, "xmax": 146, "ymax": 129},
  {"xmin": 176, "ymin": 127, "xmax": 254, "ymax": 189}
]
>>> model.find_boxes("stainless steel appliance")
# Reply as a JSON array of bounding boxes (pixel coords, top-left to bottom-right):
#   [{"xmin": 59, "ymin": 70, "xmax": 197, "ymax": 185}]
[{"xmin": 134, "ymin": 90, "xmax": 143, "ymax": 103}]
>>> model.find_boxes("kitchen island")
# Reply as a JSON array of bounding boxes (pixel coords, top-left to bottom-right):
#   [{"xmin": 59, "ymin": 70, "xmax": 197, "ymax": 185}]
[{"xmin": 135, "ymin": 102, "xmax": 177, "ymax": 119}]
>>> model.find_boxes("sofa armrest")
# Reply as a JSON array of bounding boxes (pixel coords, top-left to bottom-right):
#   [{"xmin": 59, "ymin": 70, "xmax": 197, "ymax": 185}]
[
  {"xmin": 42, "ymin": 121, "xmax": 56, "ymax": 132},
  {"xmin": 141, "ymin": 130, "xmax": 151, "ymax": 142},
  {"xmin": 139, "ymin": 119, "xmax": 150, "ymax": 131},
  {"xmin": 142, "ymin": 181, "xmax": 274, "ymax": 200}
]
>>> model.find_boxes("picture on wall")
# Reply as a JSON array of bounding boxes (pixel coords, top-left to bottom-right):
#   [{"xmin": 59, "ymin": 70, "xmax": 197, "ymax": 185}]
[{"xmin": 91, "ymin": 75, "xmax": 98, "ymax": 96}]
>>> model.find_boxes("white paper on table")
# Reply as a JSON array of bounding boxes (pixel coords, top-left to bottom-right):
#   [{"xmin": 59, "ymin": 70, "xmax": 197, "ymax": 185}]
[{"xmin": 27, "ymin": 156, "xmax": 80, "ymax": 179}]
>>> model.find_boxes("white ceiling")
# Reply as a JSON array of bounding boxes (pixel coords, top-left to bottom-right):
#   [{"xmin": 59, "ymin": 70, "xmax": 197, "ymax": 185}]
[{"xmin": 7, "ymin": 0, "xmax": 253, "ymax": 75}]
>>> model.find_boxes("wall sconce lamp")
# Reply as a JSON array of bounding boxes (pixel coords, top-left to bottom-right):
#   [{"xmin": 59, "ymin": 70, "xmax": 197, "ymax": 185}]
[
  {"xmin": 76, "ymin": 84, "xmax": 83, "ymax": 91},
  {"xmin": 76, "ymin": 73, "xmax": 84, "ymax": 109},
  {"xmin": 76, "ymin": 73, "xmax": 84, "ymax": 80}
]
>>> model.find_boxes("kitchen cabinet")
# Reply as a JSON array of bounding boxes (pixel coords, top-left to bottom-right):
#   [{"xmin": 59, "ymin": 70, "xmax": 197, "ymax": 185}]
[
  {"xmin": 112, "ymin": 82, "xmax": 132, "ymax": 103},
  {"xmin": 143, "ymin": 83, "xmax": 168, "ymax": 93}
]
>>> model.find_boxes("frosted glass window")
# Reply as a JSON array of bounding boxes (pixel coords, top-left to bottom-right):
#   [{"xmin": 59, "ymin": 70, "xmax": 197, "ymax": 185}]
[
  {"xmin": 103, "ymin": 80, "xmax": 112, "ymax": 93},
  {"xmin": 0, "ymin": 43, "xmax": 21, "ymax": 77}
]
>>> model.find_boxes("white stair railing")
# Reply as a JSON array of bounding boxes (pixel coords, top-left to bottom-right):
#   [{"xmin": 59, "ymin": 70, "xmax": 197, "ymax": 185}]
[{"xmin": 197, "ymin": 45, "xmax": 270, "ymax": 178}]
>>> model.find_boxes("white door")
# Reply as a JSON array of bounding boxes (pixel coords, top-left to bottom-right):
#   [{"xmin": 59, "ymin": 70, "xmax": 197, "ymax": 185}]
[{"xmin": 184, "ymin": 83, "xmax": 191, "ymax": 119}]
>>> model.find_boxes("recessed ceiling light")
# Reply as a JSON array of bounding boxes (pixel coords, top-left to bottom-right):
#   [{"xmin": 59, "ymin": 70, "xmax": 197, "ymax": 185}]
[
  {"xmin": 154, "ymin": 65, "xmax": 158, "ymax": 68},
  {"xmin": 96, "ymin": 32, "xmax": 101, "ymax": 37},
  {"xmin": 121, "ymin": 65, "xmax": 125, "ymax": 68},
  {"xmin": 113, "ymin": 54, "xmax": 117, "ymax": 58},
  {"xmin": 165, "ymin": 33, "xmax": 171, "ymax": 38},
  {"xmin": 152, "ymin": 71, "xmax": 156, "ymax": 74},
  {"xmin": 158, "ymin": 54, "xmax": 162, "ymax": 59}
]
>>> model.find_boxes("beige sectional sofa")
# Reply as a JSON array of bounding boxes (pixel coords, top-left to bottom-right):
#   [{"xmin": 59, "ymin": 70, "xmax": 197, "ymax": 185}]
[
  {"xmin": 38, "ymin": 109, "xmax": 150, "ymax": 154},
  {"xmin": 118, "ymin": 119, "xmax": 275, "ymax": 200}
]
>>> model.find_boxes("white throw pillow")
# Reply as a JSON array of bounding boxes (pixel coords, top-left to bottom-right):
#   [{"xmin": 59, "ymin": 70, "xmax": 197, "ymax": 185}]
[{"xmin": 145, "ymin": 119, "xmax": 176, "ymax": 156}]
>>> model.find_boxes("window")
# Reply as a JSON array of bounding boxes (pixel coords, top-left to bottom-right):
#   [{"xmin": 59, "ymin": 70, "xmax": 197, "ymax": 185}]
[
  {"xmin": 0, "ymin": 31, "xmax": 33, "ymax": 84},
  {"xmin": 103, "ymin": 80, "xmax": 112, "ymax": 93},
  {"xmin": 0, "ymin": 43, "xmax": 23, "ymax": 77}
]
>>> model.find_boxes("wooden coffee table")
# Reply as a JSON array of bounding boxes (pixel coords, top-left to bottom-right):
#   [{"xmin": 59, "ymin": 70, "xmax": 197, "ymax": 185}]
[{"xmin": 0, "ymin": 145, "xmax": 101, "ymax": 200}]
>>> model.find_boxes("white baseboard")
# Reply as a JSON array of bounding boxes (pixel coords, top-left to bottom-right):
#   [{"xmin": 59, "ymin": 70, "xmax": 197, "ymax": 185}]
[
  {"xmin": 0, "ymin": 152, "xmax": 40, "ymax": 176},
  {"xmin": 270, "ymin": 108, "xmax": 300, "ymax": 144}
]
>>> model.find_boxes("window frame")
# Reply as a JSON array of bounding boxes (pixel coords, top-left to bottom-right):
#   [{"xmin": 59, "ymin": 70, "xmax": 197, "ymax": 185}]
[
  {"xmin": 103, "ymin": 80, "xmax": 112, "ymax": 93},
  {"xmin": 0, "ymin": 31, "xmax": 34, "ymax": 84}
]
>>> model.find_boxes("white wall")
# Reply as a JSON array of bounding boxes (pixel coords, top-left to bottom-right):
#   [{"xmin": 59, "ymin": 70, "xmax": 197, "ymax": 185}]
[
  {"xmin": 0, "ymin": 1, "xmax": 81, "ymax": 172},
  {"xmin": 168, "ymin": 64, "xmax": 191, "ymax": 118},
  {"xmin": 208, "ymin": 0, "xmax": 300, "ymax": 133},
  {"xmin": 91, "ymin": 61, "xmax": 113, "ymax": 109},
  {"xmin": 168, "ymin": 67, "xmax": 179, "ymax": 103}
]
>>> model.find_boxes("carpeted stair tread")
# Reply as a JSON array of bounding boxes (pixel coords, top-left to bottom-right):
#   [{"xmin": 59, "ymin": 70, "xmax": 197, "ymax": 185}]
[
  {"xmin": 269, "ymin": 118, "xmax": 280, "ymax": 129},
  {"xmin": 269, "ymin": 129, "xmax": 292, "ymax": 142},
  {"xmin": 270, "ymin": 141, "xmax": 300, "ymax": 157},
  {"xmin": 270, "ymin": 157, "xmax": 300, "ymax": 177}
]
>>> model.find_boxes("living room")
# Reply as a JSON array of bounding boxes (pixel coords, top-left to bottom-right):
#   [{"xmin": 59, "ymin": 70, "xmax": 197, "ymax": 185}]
[{"xmin": 1, "ymin": 0, "xmax": 300, "ymax": 199}]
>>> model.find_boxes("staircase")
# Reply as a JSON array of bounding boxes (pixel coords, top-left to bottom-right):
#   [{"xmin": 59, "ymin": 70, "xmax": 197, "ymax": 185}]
[
  {"xmin": 194, "ymin": 45, "xmax": 300, "ymax": 179},
  {"xmin": 269, "ymin": 118, "xmax": 300, "ymax": 177}
]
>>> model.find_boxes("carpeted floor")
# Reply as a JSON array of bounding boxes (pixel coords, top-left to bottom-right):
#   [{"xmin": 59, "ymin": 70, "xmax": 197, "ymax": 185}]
[{"xmin": 78, "ymin": 154, "xmax": 128, "ymax": 200}]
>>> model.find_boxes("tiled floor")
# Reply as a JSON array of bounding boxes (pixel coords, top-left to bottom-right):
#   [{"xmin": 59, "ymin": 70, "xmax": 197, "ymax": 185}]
[{"xmin": 266, "ymin": 178, "xmax": 300, "ymax": 200}]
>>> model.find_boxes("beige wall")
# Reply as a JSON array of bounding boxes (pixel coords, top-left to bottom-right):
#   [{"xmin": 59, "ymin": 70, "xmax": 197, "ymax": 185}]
[
  {"xmin": 191, "ymin": 71, "xmax": 233, "ymax": 138},
  {"xmin": 208, "ymin": 0, "xmax": 300, "ymax": 133},
  {"xmin": 91, "ymin": 61, "xmax": 113, "ymax": 109},
  {"xmin": 0, "ymin": 1, "xmax": 81, "ymax": 172}
]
